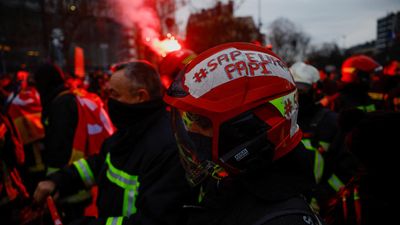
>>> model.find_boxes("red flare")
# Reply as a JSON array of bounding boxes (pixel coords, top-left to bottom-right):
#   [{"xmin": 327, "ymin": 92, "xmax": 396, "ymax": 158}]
[{"xmin": 147, "ymin": 35, "xmax": 182, "ymax": 57}]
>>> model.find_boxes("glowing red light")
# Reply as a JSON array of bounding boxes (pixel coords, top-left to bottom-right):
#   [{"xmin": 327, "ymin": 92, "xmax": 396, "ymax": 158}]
[
  {"xmin": 160, "ymin": 75, "xmax": 172, "ymax": 89},
  {"xmin": 153, "ymin": 38, "xmax": 181, "ymax": 56},
  {"xmin": 146, "ymin": 35, "xmax": 182, "ymax": 57}
]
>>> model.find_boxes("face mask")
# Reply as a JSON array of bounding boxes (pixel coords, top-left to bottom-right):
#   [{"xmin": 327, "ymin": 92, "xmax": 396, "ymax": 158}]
[
  {"xmin": 107, "ymin": 98, "xmax": 139, "ymax": 130},
  {"xmin": 107, "ymin": 98, "xmax": 164, "ymax": 130}
]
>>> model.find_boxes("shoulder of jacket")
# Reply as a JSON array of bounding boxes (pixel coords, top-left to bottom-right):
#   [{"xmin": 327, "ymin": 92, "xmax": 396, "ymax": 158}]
[
  {"xmin": 53, "ymin": 91, "xmax": 76, "ymax": 103},
  {"xmin": 260, "ymin": 214, "xmax": 323, "ymax": 225},
  {"xmin": 252, "ymin": 197, "xmax": 324, "ymax": 225}
]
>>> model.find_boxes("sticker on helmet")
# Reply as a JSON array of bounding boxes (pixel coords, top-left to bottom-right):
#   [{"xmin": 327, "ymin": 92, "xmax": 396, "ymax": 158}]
[
  {"xmin": 269, "ymin": 90, "xmax": 299, "ymax": 137},
  {"xmin": 184, "ymin": 48, "xmax": 294, "ymax": 98}
]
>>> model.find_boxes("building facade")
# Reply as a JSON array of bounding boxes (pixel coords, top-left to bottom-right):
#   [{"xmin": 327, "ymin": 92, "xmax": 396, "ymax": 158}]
[
  {"xmin": 186, "ymin": 0, "xmax": 264, "ymax": 54},
  {"xmin": 376, "ymin": 11, "xmax": 400, "ymax": 52},
  {"xmin": 0, "ymin": 0, "xmax": 177, "ymax": 74}
]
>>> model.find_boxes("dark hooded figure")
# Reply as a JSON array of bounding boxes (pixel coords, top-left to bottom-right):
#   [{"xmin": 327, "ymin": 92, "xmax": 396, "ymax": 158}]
[
  {"xmin": 34, "ymin": 63, "xmax": 66, "ymax": 111},
  {"xmin": 34, "ymin": 63, "xmax": 88, "ymax": 222}
]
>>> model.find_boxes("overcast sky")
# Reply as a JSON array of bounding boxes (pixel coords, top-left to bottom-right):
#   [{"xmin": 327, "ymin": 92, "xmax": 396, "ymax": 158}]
[{"xmin": 175, "ymin": 0, "xmax": 400, "ymax": 48}]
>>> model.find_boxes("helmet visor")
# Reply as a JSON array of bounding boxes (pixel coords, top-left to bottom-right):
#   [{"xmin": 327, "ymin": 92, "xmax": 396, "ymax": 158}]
[
  {"xmin": 171, "ymin": 107, "xmax": 223, "ymax": 186},
  {"xmin": 171, "ymin": 106, "xmax": 275, "ymax": 186}
]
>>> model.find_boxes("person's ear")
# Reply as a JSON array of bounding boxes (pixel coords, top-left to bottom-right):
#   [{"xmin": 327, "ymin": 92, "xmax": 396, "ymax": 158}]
[{"xmin": 135, "ymin": 88, "xmax": 150, "ymax": 103}]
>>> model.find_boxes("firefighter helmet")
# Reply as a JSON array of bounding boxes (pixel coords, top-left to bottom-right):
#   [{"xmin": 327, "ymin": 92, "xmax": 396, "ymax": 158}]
[
  {"xmin": 159, "ymin": 49, "xmax": 197, "ymax": 89},
  {"xmin": 164, "ymin": 42, "xmax": 302, "ymax": 186},
  {"xmin": 290, "ymin": 62, "xmax": 320, "ymax": 86},
  {"xmin": 341, "ymin": 55, "xmax": 381, "ymax": 83}
]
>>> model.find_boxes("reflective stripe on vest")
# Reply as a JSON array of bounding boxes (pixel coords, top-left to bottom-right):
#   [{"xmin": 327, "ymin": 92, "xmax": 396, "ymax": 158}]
[
  {"xmin": 106, "ymin": 153, "xmax": 140, "ymax": 217},
  {"xmin": 123, "ymin": 189, "xmax": 137, "ymax": 216},
  {"xmin": 46, "ymin": 167, "xmax": 59, "ymax": 176},
  {"xmin": 328, "ymin": 174, "xmax": 345, "ymax": 192},
  {"xmin": 356, "ymin": 104, "xmax": 376, "ymax": 112},
  {"xmin": 47, "ymin": 166, "xmax": 92, "ymax": 203},
  {"xmin": 68, "ymin": 148, "xmax": 85, "ymax": 165},
  {"xmin": 198, "ymin": 186, "xmax": 205, "ymax": 203},
  {"xmin": 301, "ymin": 139, "xmax": 315, "ymax": 151},
  {"xmin": 106, "ymin": 217, "xmax": 124, "ymax": 225},
  {"xmin": 368, "ymin": 92, "xmax": 387, "ymax": 101},
  {"xmin": 314, "ymin": 150, "xmax": 324, "ymax": 183},
  {"xmin": 319, "ymin": 141, "xmax": 330, "ymax": 153},
  {"xmin": 73, "ymin": 158, "xmax": 95, "ymax": 188},
  {"xmin": 302, "ymin": 139, "xmax": 325, "ymax": 183},
  {"xmin": 353, "ymin": 186, "xmax": 360, "ymax": 200}
]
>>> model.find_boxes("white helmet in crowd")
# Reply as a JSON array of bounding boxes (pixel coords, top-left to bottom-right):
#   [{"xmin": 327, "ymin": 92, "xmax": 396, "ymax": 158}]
[{"xmin": 289, "ymin": 62, "xmax": 319, "ymax": 86}]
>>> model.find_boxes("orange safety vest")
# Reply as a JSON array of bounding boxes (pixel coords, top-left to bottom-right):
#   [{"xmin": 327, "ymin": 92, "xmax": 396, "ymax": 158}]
[
  {"xmin": 68, "ymin": 88, "xmax": 114, "ymax": 164},
  {"xmin": 8, "ymin": 86, "xmax": 44, "ymax": 145},
  {"xmin": 52, "ymin": 89, "xmax": 114, "ymax": 217},
  {"xmin": 0, "ymin": 113, "xmax": 29, "ymax": 201}
]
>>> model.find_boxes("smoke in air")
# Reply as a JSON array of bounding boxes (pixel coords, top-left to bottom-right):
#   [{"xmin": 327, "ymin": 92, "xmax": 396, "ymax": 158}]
[{"xmin": 110, "ymin": 0, "xmax": 181, "ymax": 56}]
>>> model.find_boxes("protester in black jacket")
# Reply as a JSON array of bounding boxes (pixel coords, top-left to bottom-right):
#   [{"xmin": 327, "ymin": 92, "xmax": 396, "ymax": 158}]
[
  {"xmin": 34, "ymin": 63, "xmax": 78, "ymax": 173},
  {"xmin": 290, "ymin": 62, "xmax": 358, "ymax": 221},
  {"xmin": 34, "ymin": 61, "xmax": 193, "ymax": 225}
]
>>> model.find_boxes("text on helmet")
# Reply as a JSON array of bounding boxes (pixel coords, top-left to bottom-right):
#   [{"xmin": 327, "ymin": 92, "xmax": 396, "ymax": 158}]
[{"xmin": 185, "ymin": 48, "xmax": 294, "ymax": 98}]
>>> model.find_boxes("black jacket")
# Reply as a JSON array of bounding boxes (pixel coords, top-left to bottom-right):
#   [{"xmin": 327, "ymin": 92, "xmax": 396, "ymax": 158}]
[
  {"xmin": 50, "ymin": 101, "xmax": 193, "ymax": 225},
  {"xmin": 298, "ymin": 105, "xmax": 338, "ymax": 145},
  {"xmin": 42, "ymin": 88, "xmax": 78, "ymax": 169},
  {"xmin": 346, "ymin": 111, "xmax": 400, "ymax": 225},
  {"xmin": 184, "ymin": 145, "xmax": 324, "ymax": 225},
  {"xmin": 298, "ymin": 94, "xmax": 358, "ymax": 214},
  {"xmin": 333, "ymin": 84, "xmax": 375, "ymax": 113}
]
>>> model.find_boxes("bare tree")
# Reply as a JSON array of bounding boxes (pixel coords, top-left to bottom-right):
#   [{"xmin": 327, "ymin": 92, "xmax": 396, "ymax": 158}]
[
  {"xmin": 307, "ymin": 42, "xmax": 345, "ymax": 70},
  {"xmin": 267, "ymin": 18, "xmax": 310, "ymax": 65}
]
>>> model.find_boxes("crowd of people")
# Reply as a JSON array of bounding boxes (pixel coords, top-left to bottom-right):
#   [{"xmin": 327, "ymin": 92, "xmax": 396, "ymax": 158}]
[{"xmin": 0, "ymin": 41, "xmax": 399, "ymax": 225}]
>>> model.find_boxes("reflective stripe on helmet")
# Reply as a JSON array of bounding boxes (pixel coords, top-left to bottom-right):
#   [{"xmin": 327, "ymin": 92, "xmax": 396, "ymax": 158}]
[
  {"xmin": 73, "ymin": 158, "xmax": 95, "ymax": 188},
  {"xmin": 342, "ymin": 67, "xmax": 355, "ymax": 74}
]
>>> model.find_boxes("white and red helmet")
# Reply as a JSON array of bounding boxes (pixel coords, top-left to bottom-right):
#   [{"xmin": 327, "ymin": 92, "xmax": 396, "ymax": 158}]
[{"xmin": 164, "ymin": 42, "xmax": 302, "ymax": 185}]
